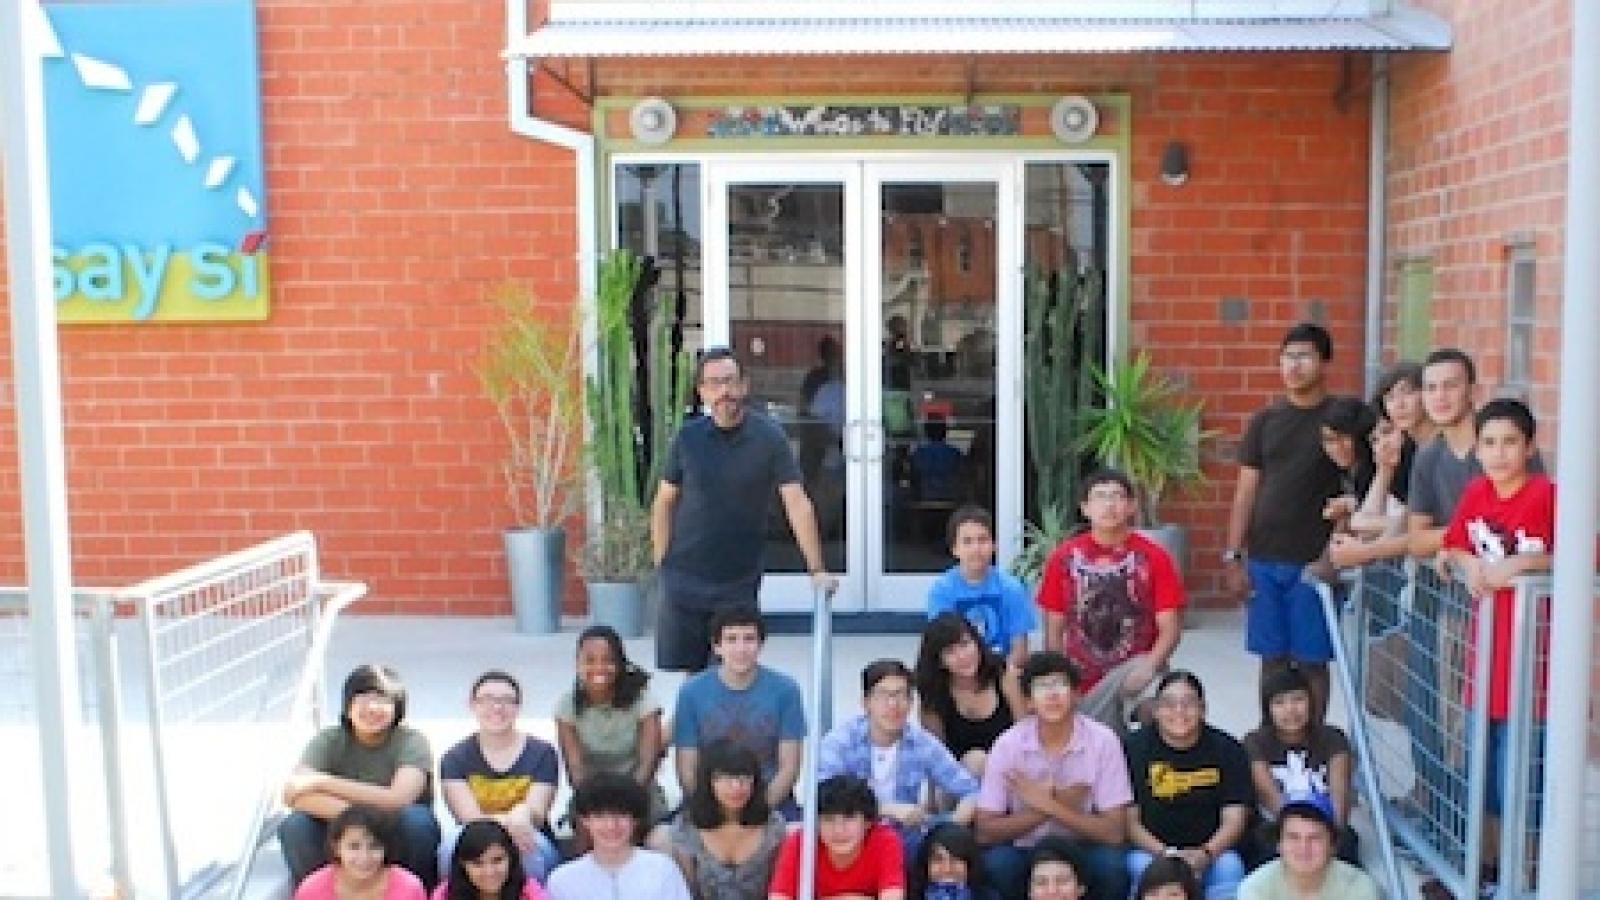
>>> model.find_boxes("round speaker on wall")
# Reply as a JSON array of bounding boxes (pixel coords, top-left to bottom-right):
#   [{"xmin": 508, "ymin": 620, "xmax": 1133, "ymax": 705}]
[
  {"xmin": 1049, "ymin": 96, "xmax": 1099, "ymax": 144},
  {"xmin": 629, "ymin": 97, "xmax": 677, "ymax": 145}
]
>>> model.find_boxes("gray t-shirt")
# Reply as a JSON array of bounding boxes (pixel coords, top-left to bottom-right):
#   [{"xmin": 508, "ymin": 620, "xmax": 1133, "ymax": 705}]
[
  {"xmin": 553, "ymin": 686, "xmax": 662, "ymax": 777},
  {"xmin": 661, "ymin": 411, "xmax": 803, "ymax": 597},
  {"xmin": 1407, "ymin": 433, "xmax": 1544, "ymax": 525},
  {"xmin": 300, "ymin": 725, "xmax": 434, "ymax": 805}
]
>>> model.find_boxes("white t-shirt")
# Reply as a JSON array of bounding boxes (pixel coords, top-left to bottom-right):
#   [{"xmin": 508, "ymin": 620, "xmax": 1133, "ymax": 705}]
[
  {"xmin": 869, "ymin": 743, "xmax": 900, "ymax": 805},
  {"xmin": 545, "ymin": 848, "xmax": 691, "ymax": 900}
]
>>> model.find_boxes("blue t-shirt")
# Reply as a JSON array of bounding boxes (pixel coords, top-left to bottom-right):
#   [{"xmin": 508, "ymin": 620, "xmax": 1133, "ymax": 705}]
[
  {"xmin": 672, "ymin": 664, "xmax": 806, "ymax": 785},
  {"xmin": 926, "ymin": 565, "xmax": 1036, "ymax": 656}
]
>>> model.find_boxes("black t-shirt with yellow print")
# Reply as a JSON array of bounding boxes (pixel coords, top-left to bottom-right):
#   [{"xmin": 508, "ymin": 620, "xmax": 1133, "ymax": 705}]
[{"xmin": 1123, "ymin": 724, "xmax": 1255, "ymax": 848}]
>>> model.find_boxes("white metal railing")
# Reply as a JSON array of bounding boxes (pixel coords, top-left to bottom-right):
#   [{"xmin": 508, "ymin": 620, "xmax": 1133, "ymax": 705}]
[{"xmin": 1, "ymin": 532, "xmax": 364, "ymax": 898}]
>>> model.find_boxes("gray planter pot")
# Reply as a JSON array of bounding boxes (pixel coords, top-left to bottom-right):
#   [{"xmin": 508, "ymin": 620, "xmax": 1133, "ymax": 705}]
[
  {"xmin": 1138, "ymin": 523, "xmax": 1189, "ymax": 581},
  {"xmin": 503, "ymin": 526, "xmax": 565, "ymax": 634},
  {"xmin": 587, "ymin": 579, "xmax": 645, "ymax": 638}
]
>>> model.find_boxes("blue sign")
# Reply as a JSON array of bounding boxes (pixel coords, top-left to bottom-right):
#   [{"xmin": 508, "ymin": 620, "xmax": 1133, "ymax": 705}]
[{"xmin": 42, "ymin": 0, "xmax": 269, "ymax": 322}]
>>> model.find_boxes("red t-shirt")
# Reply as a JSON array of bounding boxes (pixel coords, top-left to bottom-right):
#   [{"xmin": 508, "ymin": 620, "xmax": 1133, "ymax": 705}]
[
  {"xmin": 768, "ymin": 822, "xmax": 904, "ymax": 899},
  {"xmin": 1442, "ymin": 474, "xmax": 1556, "ymax": 721},
  {"xmin": 1035, "ymin": 531, "xmax": 1186, "ymax": 691}
]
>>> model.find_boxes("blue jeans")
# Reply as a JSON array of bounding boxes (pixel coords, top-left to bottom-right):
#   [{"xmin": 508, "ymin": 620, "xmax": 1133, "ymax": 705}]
[
  {"xmin": 981, "ymin": 840, "xmax": 1129, "ymax": 900},
  {"xmin": 1123, "ymin": 849, "xmax": 1245, "ymax": 900},
  {"xmin": 280, "ymin": 804, "xmax": 441, "ymax": 889}
]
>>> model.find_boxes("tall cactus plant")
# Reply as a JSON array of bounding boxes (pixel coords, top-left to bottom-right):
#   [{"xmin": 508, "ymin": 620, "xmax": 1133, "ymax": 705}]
[
  {"xmin": 1022, "ymin": 265, "xmax": 1105, "ymax": 520},
  {"xmin": 588, "ymin": 250, "xmax": 646, "ymax": 512}
]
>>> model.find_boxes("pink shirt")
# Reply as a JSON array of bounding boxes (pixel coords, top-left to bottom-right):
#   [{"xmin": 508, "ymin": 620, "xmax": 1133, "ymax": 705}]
[
  {"xmin": 975, "ymin": 714, "xmax": 1133, "ymax": 846},
  {"xmin": 294, "ymin": 865, "xmax": 426, "ymax": 900},
  {"xmin": 431, "ymin": 881, "xmax": 548, "ymax": 900}
]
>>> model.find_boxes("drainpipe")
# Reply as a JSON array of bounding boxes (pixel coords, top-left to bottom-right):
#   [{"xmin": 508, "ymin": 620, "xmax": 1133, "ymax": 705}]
[
  {"xmin": 505, "ymin": 0, "xmax": 597, "ymax": 306},
  {"xmin": 1364, "ymin": 52, "xmax": 1388, "ymax": 394}
]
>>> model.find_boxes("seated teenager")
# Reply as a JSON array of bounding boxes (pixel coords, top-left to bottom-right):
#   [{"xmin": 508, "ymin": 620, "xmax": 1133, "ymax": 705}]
[
  {"xmin": 294, "ymin": 805, "xmax": 427, "ymax": 900},
  {"xmin": 1026, "ymin": 836, "xmax": 1095, "ymax": 900},
  {"xmin": 440, "ymin": 670, "xmax": 560, "ymax": 881},
  {"xmin": 973, "ymin": 651, "xmax": 1132, "ymax": 900},
  {"xmin": 1121, "ymin": 672, "xmax": 1251, "ymax": 899},
  {"xmin": 664, "ymin": 739, "xmax": 788, "ymax": 900},
  {"xmin": 927, "ymin": 506, "xmax": 1036, "ymax": 669},
  {"xmin": 768, "ymin": 774, "xmax": 906, "ymax": 900},
  {"xmin": 554, "ymin": 626, "xmax": 666, "ymax": 834},
  {"xmin": 281, "ymin": 664, "xmax": 440, "ymax": 889},
  {"xmin": 1237, "ymin": 795, "xmax": 1377, "ymax": 900},
  {"xmin": 818, "ymin": 659, "xmax": 979, "ymax": 858},
  {"xmin": 914, "ymin": 613, "xmax": 1025, "ymax": 781},
  {"xmin": 433, "ymin": 819, "xmax": 549, "ymax": 900},
  {"xmin": 1242, "ymin": 667, "xmax": 1358, "ymax": 866},
  {"xmin": 1037, "ymin": 470, "xmax": 1185, "ymax": 735},
  {"xmin": 907, "ymin": 822, "xmax": 989, "ymax": 900},
  {"xmin": 545, "ymin": 772, "xmax": 692, "ymax": 900},
  {"xmin": 673, "ymin": 608, "xmax": 807, "ymax": 821}
]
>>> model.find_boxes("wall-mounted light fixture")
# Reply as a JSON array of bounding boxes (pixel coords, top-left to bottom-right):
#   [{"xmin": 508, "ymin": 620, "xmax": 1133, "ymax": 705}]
[
  {"xmin": 1160, "ymin": 141, "xmax": 1189, "ymax": 186},
  {"xmin": 629, "ymin": 97, "xmax": 677, "ymax": 145}
]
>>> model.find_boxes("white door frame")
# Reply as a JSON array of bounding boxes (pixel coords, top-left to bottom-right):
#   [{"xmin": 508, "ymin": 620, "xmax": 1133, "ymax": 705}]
[{"xmin": 701, "ymin": 156, "xmax": 1022, "ymax": 614}]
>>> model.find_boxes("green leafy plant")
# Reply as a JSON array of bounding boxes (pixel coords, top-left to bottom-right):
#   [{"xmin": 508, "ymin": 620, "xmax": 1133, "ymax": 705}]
[
  {"xmin": 1024, "ymin": 266, "xmax": 1104, "ymax": 520},
  {"xmin": 478, "ymin": 283, "xmax": 582, "ymax": 528},
  {"xmin": 1010, "ymin": 501, "xmax": 1077, "ymax": 586},
  {"xmin": 1076, "ymin": 352, "xmax": 1214, "ymax": 527}
]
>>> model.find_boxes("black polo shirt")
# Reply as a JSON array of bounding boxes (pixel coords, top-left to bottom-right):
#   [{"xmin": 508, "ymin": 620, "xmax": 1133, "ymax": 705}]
[{"xmin": 661, "ymin": 409, "xmax": 802, "ymax": 597}]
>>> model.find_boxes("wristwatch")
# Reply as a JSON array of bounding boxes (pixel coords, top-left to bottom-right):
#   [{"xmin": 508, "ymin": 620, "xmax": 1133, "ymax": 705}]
[{"xmin": 1221, "ymin": 548, "xmax": 1245, "ymax": 564}]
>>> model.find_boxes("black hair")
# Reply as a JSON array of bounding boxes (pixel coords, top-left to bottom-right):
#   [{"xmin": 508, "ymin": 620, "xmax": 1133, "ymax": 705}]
[
  {"xmin": 1423, "ymin": 347, "xmax": 1477, "ymax": 386},
  {"xmin": 1154, "ymin": 669, "xmax": 1205, "ymax": 703},
  {"xmin": 1475, "ymin": 397, "xmax": 1536, "ymax": 442},
  {"xmin": 325, "ymin": 805, "xmax": 394, "ymax": 866},
  {"xmin": 1319, "ymin": 396, "xmax": 1377, "ymax": 486},
  {"xmin": 446, "ymin": 819, "xmax": 528, "ymax": 900},
  {"xmin": 914, "ymin": 612, "xmax": 1006, "ymax": 724},
  {"xmin": 861, "ymin": 658, "xmax": 914, "ymax": 696},
  {"xmin": 572, "ymin": 625, "xmax": 651, "ymax": 712},
  {"xmin": 815, "ymin": 774, "xmax": 878, "ymax": 820},
  {"xmin": 907, "ymin": 822, "xmax": 985, "ymax": 898},
  {"xmin": 1258, "ymin": 666, "xmax": 1335, "ymax": 760},
  {"xmin": 709, "ymin": 606, "xmax": 766, "ymax": 645},
  {"xmin": 945, "ymin": 504, "xmax": 995, "ymax": 549},
  {"xmin": 685, "ymin": 738, "xmax": 770, "ymax": 829},
  {"xmin": 1020, "ymin": 651, "xmax": 1080, "ymax": 696},
  {"xmin": 1134, "ymin": 854, "xmax": 1202, "ymax": 900},
  {"xmin": 470, "ymin": 669, "xmax": 521, "ymax": 704},
  {"xmin": 340, "ymin": 663, "xmax": 407, "ymax": 733},
  {"xmin": 1281, "ymin": 322, "xmax": 1333, "ymax": 361},
  {"xmin": 1027, "ymin": 835, "xmax": 1097, "ymax": 897},
  {"xmin": 924, "ymin": 415, "xmax": 949, "ymax": 442},
  {"xmin": 1080, "ymin": 468, "xmax": 1135, "ymax": 503},
  {"xmin": 694, "ymin": 346, "xmax": 744, "ymax": 384},
  {"xmin": 572, "ymin": 771, "xmax": 650, "ymax": 843},
  {"xmin": 1371, "ymin": 361, "xmax": 1423, "ymax": 416}
]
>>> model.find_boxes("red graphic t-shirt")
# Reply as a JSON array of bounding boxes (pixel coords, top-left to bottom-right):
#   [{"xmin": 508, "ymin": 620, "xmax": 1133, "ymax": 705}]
[
  {"xmin": 1442, "ymin": 473, "xmax": 1556, "ymax": 721},
  {"xmin": 1035, "ymin": 531, "xmax": 1186, "ymax": 691}
]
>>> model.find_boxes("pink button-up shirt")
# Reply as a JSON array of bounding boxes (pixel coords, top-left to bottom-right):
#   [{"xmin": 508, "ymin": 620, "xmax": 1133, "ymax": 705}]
[{"xmin": 975, "ymin": 714, "xmax": 1133, "ymax": 847}]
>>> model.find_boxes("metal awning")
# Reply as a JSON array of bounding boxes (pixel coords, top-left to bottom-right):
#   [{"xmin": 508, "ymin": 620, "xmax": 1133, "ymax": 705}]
[{"xmin": 509, "ymin": 5, "xmax": 1451, "ymax": 59}]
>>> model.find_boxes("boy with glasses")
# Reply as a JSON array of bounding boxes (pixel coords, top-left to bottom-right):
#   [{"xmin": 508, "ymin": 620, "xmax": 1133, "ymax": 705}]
[
  {"xmin": 818, "ymin": 659, "xmax": 980, "ymax": 858},
  {"xmin": 974, "ymin": 651, "xmax": 1133, "ymax": 900},
  {"xmin": 439, "ymin": 670, "xmax": 561, "ymax": 880},
  {"xmin": 1038, "ymin": 469, "xmax": 1185, "ymax": 733},
  {"xmin": 279, "ymin": 663, "xmax": 440, "ymax": 888}
]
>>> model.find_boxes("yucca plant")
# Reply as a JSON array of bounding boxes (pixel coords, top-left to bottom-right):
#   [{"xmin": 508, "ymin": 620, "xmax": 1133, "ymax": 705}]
[
  {"xmin": 1010, "ymin": 501, "xmax": 1077, "ymax": 586},
  {"xmin": 1076, "ymin": 352, "xmax": 1214, "ymax": 528}
]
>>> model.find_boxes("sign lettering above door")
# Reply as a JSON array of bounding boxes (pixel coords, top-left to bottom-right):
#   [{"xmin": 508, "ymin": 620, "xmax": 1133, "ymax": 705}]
[{"xmin": 708, "ymin": 105, "xmax": 1022, "ymax": 139}]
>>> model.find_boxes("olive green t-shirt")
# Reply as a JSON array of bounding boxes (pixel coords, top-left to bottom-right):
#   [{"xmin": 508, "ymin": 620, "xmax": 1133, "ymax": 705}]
[{"xmin": 300, "ymin": 725, "xmax": 435, "ymax": 806}]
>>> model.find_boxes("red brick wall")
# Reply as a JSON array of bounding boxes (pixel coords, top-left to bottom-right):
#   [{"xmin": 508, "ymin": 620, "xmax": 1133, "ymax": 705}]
[
  {"xmin": 0, "ymin": 27, "xmax": 1375, "ymax": 610},
  {"xmin": 1386, "ymin": 0, "xmax": 1570, "ymax": 424}
]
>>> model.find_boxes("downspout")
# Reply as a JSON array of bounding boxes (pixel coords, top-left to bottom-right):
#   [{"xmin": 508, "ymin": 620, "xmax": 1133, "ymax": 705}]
[
  {"xmin": 1364, "ymin": 52, "xmax": 1389, "ymax": 394},
  {"xmin": 505, "ymin": 0, "xmax": 597, "ymax": 306}
]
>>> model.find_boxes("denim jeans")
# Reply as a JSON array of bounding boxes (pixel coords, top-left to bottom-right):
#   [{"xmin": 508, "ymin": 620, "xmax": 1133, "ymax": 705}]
[
  {"xmin": 280, "ymin": 803, "xmax": 441, "ymax": 889},
  {"xmin": 981, "ymin": 840, "xmax": 1130, "ymax": 900}
]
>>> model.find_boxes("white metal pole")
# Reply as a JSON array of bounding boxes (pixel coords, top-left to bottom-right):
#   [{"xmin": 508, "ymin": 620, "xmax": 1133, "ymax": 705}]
[
  {"xmin": 1540, "ymin": 2, "xmax": 1600, "ymax": 895},
  {"xmin": 1363, "ymin": 52, "xmax": 1388, "ymax": 394},
  {"xmin": 0, "ymin": 2, "xmax": 86, "ymax": 896}
]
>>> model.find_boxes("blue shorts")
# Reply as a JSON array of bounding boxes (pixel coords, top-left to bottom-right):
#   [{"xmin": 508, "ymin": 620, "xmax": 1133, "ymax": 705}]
[
  {"xmin": 1245, "ymin": 558, "xmax": 1334, "ymax": 663},
  {"xmin": 1479, "ymin": 718, "xmax": 1547, "ymax": 820}
]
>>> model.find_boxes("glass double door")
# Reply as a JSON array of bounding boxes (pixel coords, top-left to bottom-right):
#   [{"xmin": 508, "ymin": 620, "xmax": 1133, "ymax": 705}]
[{"xmin": 702, "ymin": 160, "xmax": 1021, "ymax": 613}]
